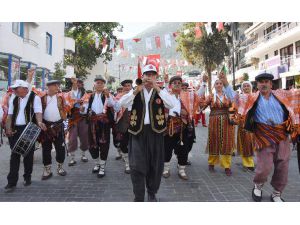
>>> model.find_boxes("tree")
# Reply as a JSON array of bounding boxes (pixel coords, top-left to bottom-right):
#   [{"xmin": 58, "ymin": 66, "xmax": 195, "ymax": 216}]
[
  {"xmin": 176, "ymin": 22, "xmax": 230, "ymax": 93},
  {"xmin": 65, "ymin": 22, "xmax": 122, "ymax": 80},
  {"xmin": 243, "ymin": 72, "xmax": 249, "ymax": 81},
  {"xmin": 52, "ymin": 61, "xmax": 66, "ymax": 84}
]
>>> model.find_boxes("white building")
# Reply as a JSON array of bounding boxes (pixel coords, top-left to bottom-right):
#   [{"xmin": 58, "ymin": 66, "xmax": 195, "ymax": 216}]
[
  {"xmin": 232, "ymin": 22, "xmax": 300, "ymax": 89},
  {"xmin": 0, "ymin": 22, "xmax": 75, "ymax": 90}
]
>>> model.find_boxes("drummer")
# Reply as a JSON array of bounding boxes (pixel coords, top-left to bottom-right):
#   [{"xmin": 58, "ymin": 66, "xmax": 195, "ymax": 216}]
[{"xmin": 4, "ymin": 80, "xmax": 45, "ymax": 193}]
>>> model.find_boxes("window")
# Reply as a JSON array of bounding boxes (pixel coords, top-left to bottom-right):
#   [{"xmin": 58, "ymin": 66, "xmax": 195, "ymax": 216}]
[
  {"xmin": 12, "ymin": 22, "xmax": 24, "ymax": 37},
  {"xmin": 46, "ymin": 32, "xmax": 52, "ymax": 55},
  {"xmin": 274, "ymin": 50, "xmax": 278, "ymax": 56},
  {"xmin": 280, "ymin": 44, "xmax": 293, "ymax": 59},
  {"xmin": 0, "ymin": 54, "xmax": 9, "ymax": 90},
  {"xmin": 296, "ymin": 40, "xmax": 300, "ymax": 58},
  {"xmin": 265, "ymin": 54, "xmax": 268, "ymax": 60}
]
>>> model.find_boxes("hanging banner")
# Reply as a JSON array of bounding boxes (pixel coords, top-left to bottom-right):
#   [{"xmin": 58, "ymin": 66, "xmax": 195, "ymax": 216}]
[
  {"xmin": 119, "ymin": 39, "xmax": 124, "ymax": 50},
  {"xmin": 205, "ymin": 22, "xmax": 212, "ymax": 35},
  {"xmin": 164, "ymin": 34, "xmax": 172, "ymax": 48},
  {"xmin": 133, "ymin": 38, "xmax": 142, "ymax": 43},
  {"xmin": 146, "ymin": 37, "xmax": 152, "ymax": 50},
  {"xmin": 155, "ymin": 36, "xmax": 161, "ymax": 49}
]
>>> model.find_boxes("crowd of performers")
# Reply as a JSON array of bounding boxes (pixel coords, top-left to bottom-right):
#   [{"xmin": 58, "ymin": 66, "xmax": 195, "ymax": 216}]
[{"xmin": 0, "ymin": 65, "xmax": 299, "ymax": 202}]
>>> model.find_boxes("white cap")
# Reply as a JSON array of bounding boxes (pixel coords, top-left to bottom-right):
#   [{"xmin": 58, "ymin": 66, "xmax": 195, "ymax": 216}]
[
  {"xmin": 10, "ymin": 80, "xmax": 29, "ymax": 89},
  {"xmin": 143, "ymin": 64, "xmax": 157, "ymax": 74}
]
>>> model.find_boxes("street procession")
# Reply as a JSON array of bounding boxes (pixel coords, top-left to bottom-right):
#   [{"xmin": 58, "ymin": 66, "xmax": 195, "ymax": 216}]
[{"xmin": 0, "ymin": 20, "xmax": 300, "ymax": 204}]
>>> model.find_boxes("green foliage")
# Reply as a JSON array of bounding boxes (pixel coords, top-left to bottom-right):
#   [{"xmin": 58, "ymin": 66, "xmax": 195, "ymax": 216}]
[
  {"xmin": 176, "ymin": 22, "xmax": 230, "ymax": 93},
  {"xmin": 52, "ymin": 62, "xmax": 66, "ymax": 85},
  {"xmin": 243, "ymin": 72, "xmax": 249, "ymax": 81},
  {"xmin": 65, "ymin": 22, "xmax": 122, "ymax": 80}
]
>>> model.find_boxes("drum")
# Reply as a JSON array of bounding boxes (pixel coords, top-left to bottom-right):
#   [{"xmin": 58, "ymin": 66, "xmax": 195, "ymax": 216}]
[{"xmin": 12, "ymin": 122, "xmax": 41, "ymax": 157}]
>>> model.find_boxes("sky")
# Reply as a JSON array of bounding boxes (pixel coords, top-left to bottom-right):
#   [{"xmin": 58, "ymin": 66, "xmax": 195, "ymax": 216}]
[{"xmin": 114, "ymin": 22, "xmax": 157, "ymax": 39}]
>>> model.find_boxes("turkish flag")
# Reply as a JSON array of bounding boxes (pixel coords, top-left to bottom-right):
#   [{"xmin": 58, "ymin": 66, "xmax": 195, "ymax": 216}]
[
  {"xmin": 119, "ymin": 39, "xmax": 124, "ymax": 50},
  {"xmin": 133, "ymin": 38, "xmax": 141, "ymax": 43},
  {"xmin": 146, "ymin": 54, "xmax": 160, "ymax": 73},
  {"xmin": 155, "ymin": 36, "xmax": 161, "ymax": 49}
]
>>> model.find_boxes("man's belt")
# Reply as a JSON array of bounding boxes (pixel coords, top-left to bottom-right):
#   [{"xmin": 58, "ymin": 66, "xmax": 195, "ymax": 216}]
[{"xmin": 90, "ymin": 113, "xmax": 110, "ymax": 124}]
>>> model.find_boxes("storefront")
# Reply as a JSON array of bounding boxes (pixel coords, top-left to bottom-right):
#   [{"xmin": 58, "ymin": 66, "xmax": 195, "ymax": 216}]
[
  {"xmin": 0, "ymin": 52, "xmax": 21, "ymax": 90},
  {"xmin": 280, "ymin": 71, "xmax": 300, "ymax": 89}
]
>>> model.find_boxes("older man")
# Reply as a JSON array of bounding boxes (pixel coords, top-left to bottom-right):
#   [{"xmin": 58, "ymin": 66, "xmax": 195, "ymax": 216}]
[
  {"xmin": 221, "ymin": 72, "xmax": 300, "ymax": 202},
  {"xmin": 119, "ymin": 64, "xmax": 174, "ymax": 202}
]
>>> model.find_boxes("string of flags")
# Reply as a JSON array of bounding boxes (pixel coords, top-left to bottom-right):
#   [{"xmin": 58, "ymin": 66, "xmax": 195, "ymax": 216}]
[{"xmin": 94, "ymin": 22, "xmax": 226, "ymax": 53}]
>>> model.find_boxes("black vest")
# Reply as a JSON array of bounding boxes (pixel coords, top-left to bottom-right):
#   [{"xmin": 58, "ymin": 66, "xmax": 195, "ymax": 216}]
[
  {"xmin": 86, "ymin": 93, "xmax": 114, "ymax": 123},
  {"xmin": 128, "ymin": 89, "xmax": 167, "ymax": 135},
  {"xmin": 12, "ymin": 91, "xmax": 37, "ymax": 129}
]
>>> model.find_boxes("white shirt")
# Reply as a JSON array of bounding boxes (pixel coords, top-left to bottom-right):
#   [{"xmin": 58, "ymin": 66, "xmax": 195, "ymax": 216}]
[
  {"xmin": 119, "ymin": 88, "xmax": 175, "ymax": 125},
  {"xmin": 91, "ymin": 92, "xmax": 115, "ymax": 114},
  {"xmin": 8, "ymin": 92, "xmax": 43, "ymax": 125},
  {"xmin": 168, "ymin": 94, "xmax": 181, "ymax": 117},
  {"xmin": 43, "ymin": 95, "xmax": 61, "ymax": 122}
]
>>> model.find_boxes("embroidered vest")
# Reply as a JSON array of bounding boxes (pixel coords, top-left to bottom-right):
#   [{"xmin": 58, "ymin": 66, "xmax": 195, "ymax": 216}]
[
  {"xmin": 41, "ymin": 94, "xmax": 67, "ymax": 121},
  {"xmin": 128, "ymin": 89, "xmax": 166, "ymax": 135},
  {"xmin": 11, "ymin": 91, "xmax": 37, "ymax": 129}
]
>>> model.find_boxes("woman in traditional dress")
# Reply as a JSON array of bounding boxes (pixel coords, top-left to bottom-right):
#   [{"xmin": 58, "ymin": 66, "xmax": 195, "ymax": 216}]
[{"xmin": 199, "ymin": 76, "xmax": 235, "ymax": 176}]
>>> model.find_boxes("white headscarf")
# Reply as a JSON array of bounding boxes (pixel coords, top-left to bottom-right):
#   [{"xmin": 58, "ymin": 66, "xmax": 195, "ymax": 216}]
[{"xmin": 241, "ymin": 81, "xmax": 252, "ymax": 93}]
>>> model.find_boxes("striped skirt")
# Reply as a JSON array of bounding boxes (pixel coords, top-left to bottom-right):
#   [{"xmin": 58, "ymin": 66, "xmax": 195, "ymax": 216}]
[
  {"xmin": 237, "ymin": 125, "xmax": 255, "ymax": 157},
  {"xmin": 206, "ymin": 110, "xmax": 235, "ymax": 155}
]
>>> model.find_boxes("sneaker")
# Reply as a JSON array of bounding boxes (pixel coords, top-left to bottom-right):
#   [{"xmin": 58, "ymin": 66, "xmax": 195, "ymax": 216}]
[
  {"xmin": 81, "ymin": 156, "xmax": 88, "ymax": 162},
  {"xmin": 92, "ymin": 164, "xmax": 100, "ymax": 173},
  {"xmin": 68, "ymin": 159, "xmax": 77, "ymax": 166}
]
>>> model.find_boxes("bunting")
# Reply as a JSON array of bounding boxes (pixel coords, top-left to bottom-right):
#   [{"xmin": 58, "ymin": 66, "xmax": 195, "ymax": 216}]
[
  {"xmin": 146, "ymin": 37, "xmax": 152, "ymax": 50},
  {"xmin": 155, "ymin": 36, "xmax": 161, "ymax": 49},
  {"xmin": 164, "ymin": 33, "xmax": 172, "ymax": 48}
]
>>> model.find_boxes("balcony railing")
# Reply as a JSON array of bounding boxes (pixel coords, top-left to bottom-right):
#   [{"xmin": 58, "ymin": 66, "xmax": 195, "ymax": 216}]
[
  {"xmin": 23, "ymin": 38, "xmax": 39, "ymax": 48},
  {"xmin": 280, "ymin": 54, "xmax": 300, "ymax": 69},
  {"xmin": 244, "ymin": 22, "xmax": 299, "ymax": 53}
]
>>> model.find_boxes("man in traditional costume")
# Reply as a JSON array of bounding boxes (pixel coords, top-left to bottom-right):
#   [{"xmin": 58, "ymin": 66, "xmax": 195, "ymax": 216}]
[
  {"xmin": 221, "ymin": 72, "xmax": 300, "ymax": 202},
  {"xmin": 119, "ymin": 64, "xmax": 174, "ymax": 202}
]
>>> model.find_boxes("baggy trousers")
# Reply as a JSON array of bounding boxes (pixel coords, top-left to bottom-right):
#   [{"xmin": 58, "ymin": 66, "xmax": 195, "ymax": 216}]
[{"xmin": 128, "ymin": 125, "xmax": 164, "ymax": 201}]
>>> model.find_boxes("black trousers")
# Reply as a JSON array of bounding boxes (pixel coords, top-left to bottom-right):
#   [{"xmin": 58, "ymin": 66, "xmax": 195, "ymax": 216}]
[
  {"xmin": 41, "ymin": 124, "xmax": 65, "ymax": 165},
  {"xmin": 129, "ymin": 125, "xmax": 164, "ymax": 201},
  {"xmin": 89, "ymin": 121, "xmax": 111, "ymax": 160},
  {"xmin": 7, "ymin": 125, "xmax": 35, "ymax": 186},
  {"xmin": 120, "ymin": 131, "xmax": 129, "ymax": 154},
  {"xmin": 164, "ymin": 132, "xmax": 189, "ymax": 166}
]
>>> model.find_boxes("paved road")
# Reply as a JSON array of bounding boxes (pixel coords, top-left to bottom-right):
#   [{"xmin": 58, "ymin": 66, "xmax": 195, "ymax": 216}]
[{"xmin": 0, "ymin": 120, "xmax": 299, "ymax": 202}]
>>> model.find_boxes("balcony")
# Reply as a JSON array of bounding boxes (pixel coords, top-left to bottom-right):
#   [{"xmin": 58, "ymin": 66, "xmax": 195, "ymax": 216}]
[
  {"xmin": 64, "ymin": 37, "xmax": 75, "ymax": 53},
  {"xmin": 244, "ymin": 22, "xmax": 300, "ymax": 58},
  {"xmin": 23, "ymin": 38, "xmax": 39, "ymax": 48}
]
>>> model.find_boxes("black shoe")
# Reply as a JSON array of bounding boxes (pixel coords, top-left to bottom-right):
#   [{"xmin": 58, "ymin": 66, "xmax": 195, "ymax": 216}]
[
  {"xmin": 68, "ymin": 160, "xmax": 77, "ymax": 166},
  {"xmin": 247, "ymin": 167, "xmax": 255, "ymax": 172},
  {"xmin": 115, "ymin": 155, "xmax": 122, "ymax": 160},
  {"xmin": 252, "ymin": 188, "xmax": 262, "ymax": 202},
  {"xmin": 4, "ymin": 184, "xmax": 16, "ymax": 192},
  {"xmin": 134, "ymin": 198, "xmax": 144, "ymax": 202},
  {"xmin": 148, "ymin": 194, "xmax": 158, "ymax": 202},
  {"xmin": 23, "ymin": 178, "xmax": 32, "ymax": 186},
  {"xmin": 187, "ymin": 160, "xmax": 192, "ymax": 166}
]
